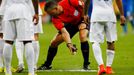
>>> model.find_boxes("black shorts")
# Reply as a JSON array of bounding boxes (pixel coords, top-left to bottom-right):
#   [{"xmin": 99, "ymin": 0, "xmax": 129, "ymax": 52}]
[
  {"xmin": 58, "ymin": 23, "xmax": 79, "ymax": 38},
  {"xmin": 58, "ymin": 21, "xmax": 89, "ymax": 38}
]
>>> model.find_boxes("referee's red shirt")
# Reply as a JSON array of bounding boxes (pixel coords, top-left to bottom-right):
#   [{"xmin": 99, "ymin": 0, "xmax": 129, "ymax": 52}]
[{"xmin": 52, "ymin": 0, "xmax": 84, "ymax": 30}]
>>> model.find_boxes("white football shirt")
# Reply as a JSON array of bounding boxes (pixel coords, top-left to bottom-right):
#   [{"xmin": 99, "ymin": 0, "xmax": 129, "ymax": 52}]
[
  {"xmin": 91, "ymin": 0, "xmax": 116, "ymax": 22},
  {"xmin": 2, "ymin": 0, "xmax": 35, "ymax": 20}
]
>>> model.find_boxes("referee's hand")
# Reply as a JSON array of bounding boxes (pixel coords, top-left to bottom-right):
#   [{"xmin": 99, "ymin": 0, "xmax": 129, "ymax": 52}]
[
  {"xmin": 33, "ymin": 14, "xmax": 39, "ymax": 25},
  {"xmin": 67, "ymin": 43, "xmax": 77, "ymax": 55}
]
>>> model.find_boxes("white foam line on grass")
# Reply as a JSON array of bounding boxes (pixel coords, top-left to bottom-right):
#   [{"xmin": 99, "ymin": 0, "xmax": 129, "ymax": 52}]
[{"xmin": 36, "ymin": 69, "xmax": 97, "ymax": 72}]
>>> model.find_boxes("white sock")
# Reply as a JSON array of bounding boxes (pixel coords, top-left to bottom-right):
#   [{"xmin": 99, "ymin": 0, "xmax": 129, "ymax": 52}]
[
  {"xmin": 32, "ymin": 41, "xmax": 40, "ymax": 68},
  {"xmin": 3, "ymin": 43, "xmax": 12, "ymax": 75},
  {"xmin": 0, "ymin": 39, "xmax": 4, "ymax": 68},
  {"xmin": 15, "ymin": 40, "xmax": 24, "ymax": 66},
  {"xmin": 92, "ymin": 43, "xmax": 104, "ymax": 65},
  {"xmin": 25, "ymin": 42, "xmax": 34, "ymax": 75},
  {"xmin": 106, "ymin": 49, "xmax": 115, "ymax": 67}
]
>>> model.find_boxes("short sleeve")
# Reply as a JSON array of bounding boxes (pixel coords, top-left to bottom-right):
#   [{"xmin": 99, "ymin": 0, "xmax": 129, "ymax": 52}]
[{"xmin": 52, "ymin": 18, "xmax": 64, "ymax": 30}]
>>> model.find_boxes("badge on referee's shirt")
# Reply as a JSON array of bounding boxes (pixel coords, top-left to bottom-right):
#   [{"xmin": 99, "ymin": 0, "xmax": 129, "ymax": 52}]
[{"xmin": 74, "ymin": 10, "xmax": 79, "ymax": 16}]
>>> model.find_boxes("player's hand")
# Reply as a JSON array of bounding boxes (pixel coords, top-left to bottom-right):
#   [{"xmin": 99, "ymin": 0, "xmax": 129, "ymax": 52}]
[
  {"xmin": 67, "ymin": 43, "xmax": 77, "ymax": 55},
  {"xmin": 33, "ymin": 14, "xmax": 39, "ymax": 25},
  {"xmin": 120, "ymin": 15, "xmax": 126, "ymax": 26}
]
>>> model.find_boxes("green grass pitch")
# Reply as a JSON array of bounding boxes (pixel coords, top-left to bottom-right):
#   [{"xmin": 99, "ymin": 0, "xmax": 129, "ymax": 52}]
[{"xmin": 1, "ymin": 21, "xmax": 134, "ymax": 75}]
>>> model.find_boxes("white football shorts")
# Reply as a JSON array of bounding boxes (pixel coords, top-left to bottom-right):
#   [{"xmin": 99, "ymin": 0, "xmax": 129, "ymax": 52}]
[
  {"xmin": 3, "ymin": 19, "xmax": 34, "ymax": 41},
  {"xmin": 89, "ymin": 22, "xmax": 117, "ymax": 43}
]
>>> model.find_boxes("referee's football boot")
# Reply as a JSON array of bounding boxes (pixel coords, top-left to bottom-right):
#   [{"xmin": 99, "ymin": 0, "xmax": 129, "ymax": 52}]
[
  {"xmin": 83, "ymin": 62, "xmax": 90, "ymax": 70},
  {"xmin": 37, "ymin": 64, "xmax": 52, "ymax": 70}
]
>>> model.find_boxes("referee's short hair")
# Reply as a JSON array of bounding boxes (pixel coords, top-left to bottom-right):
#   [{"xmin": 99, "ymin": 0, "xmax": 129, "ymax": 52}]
[{"xmin": 44, "ymin": 1, "xmax": 58, "ymax": 12}]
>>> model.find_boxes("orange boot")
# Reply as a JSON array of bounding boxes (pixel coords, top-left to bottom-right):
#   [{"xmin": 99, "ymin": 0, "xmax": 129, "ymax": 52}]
[
  {"xmin": 106, "ymin": 66, "xmax": 114, "ymax": 74},
  {"xmin": 98, "ymin": 64, "xmax": 106, "ymax": 75}
]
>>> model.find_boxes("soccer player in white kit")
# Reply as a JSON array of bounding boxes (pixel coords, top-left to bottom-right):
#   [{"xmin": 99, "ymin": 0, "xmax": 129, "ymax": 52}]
[
  {"xmin": 0, "ymin": 1, "xmax": 17, "ymax": 72},
  {"xmin": 0, "ymin": 0, "xmax": 39, "ymax": 75},
  {"xmin": 89, "ymin": 0, "xmax": 126, "ymax": 75},
  {"xmin": 15, "ymin": 5, "xmax": 43, "ymax": 73}
]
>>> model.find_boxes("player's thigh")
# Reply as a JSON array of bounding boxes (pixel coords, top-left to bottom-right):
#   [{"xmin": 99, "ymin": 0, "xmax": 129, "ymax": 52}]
[
  {"xmin": 89, "ymin": 22, "xmax": 105, "ymax": 43},
  {"xmin": 105, "ymin": 22, "xmax": 117, "ymax": 42},
  {"xmin": 16, "ymin": 19, "xmax": 34, "ymax": 41},
  {"xmin": 3, "ymin": 20, "xmax": 16, "ymax": 41}
]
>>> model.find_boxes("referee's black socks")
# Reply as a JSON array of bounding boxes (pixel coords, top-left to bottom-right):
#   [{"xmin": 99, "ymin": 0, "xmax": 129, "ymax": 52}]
[
  {"xmin": 81, "ymin": 41, "xmax": 90, "ymax": 65},
  {"xmin": 44, "ymin": 46, "xmax": 58, "ymax": 67}
]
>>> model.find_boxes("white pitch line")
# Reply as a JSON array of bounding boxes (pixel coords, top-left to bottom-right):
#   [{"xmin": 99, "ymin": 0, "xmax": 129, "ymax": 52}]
[{"xmin": 37, "ymin": 69, "xmax": 97, "ymax": 72}]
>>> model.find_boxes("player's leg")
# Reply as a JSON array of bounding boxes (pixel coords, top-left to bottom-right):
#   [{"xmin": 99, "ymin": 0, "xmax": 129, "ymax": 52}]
[
  {"xmin": 106, "ymin": 42, "xmax": 115, "ymax": 74},
  {"xmin": 33, "ymin": 15, "xmax": 43, "ymax": 70},
  {"xmin": 78, "ymin": 23, "xmax": 90, "ymax": 70},
  {"xmin": 90, "ymin": 22, "xmax": 106, "ymax": 75},
  {"xmin": 24, "ymin": 41, "xmax": 34, "ymax": 75},
  {"xmin": 105, "ymin": 22, "xmax": 117, "ymax": 74},
  {"xmin": 16, "ymin": 19, "xmax": 35, "ymax": 75},
  {"xmin": 15, "ymin": 39, "xmax": 24, "ymax": 73},
  {"xmin": 3, "ymin": 20, "xmax": 16, "ymax": 75},
  {"xmin": 33, "ymin": 33, "xmax": 40, "ymax": 70},
  {"xmin": 3, "ymin": 41, "xmax": 14, "ymax": 75},
  {"xmin": 37, "ymin": 33, "xmax": 64, "ymax": 70}
]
